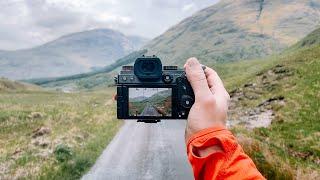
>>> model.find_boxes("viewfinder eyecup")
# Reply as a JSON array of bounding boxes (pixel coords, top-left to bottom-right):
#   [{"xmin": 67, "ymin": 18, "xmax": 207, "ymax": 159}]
[{"xmin": 134, "ymin": 57, "xmax": 162, "ymax": 81}]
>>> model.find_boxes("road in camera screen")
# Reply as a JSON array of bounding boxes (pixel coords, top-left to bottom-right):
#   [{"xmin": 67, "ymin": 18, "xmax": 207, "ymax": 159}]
[{"xmin": 129, "ymin": 88, "xmax": 172, "ymax": 117}]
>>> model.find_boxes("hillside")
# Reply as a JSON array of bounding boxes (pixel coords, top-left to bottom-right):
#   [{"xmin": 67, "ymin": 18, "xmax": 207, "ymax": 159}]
[
  {"xmin": 216, "ymin": 27, "xmax": 320, "ymax": 179},
  {"xmin": 0, "ymin": 29, "xmax": 148, "ymax": 80},
  {"xmin": 145, "ymin": 0, "xmax": 320, "ymax": 65},
  {"xmin": 129, "ymin": 89, "xmax": 171, "ymax": 116},
  {"xmin": 0, "ymin": 88, "xmax": 121, "ymax": 179},
  {"xmin": 290, "ymin": 26, "xmax": 320, "ymax": 49},
  {"xmin": 29, "ymin": 1, "xmax": 320, "ymax": 91},
  {"xmin": 0, "ymin": 78, "xmax": 41, "ymax": 92},
  {"xmin": 27, "ymin": 49, "xmax": 148, "ymax": 91}
]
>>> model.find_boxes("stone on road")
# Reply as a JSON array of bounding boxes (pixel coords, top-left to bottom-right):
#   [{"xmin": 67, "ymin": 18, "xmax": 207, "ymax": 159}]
[{"xmin": 82, "ymin": 120, "xmax": 193, "ymax": 180}]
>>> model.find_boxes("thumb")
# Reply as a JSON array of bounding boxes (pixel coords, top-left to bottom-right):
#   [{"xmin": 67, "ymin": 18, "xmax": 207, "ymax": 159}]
[{"xmin": 185, "ymin": 58, "xmax": 211, "ymax": 101}]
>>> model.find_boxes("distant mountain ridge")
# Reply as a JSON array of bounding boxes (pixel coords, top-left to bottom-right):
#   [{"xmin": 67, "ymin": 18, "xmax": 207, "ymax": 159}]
[
  {"xmin": 22, "ymin": 0, "xmax": 320, "ymax": 91},
  {"xmin": 145, "ymin": 0, "xmax": 320, "ymax": 65},
  {"xmin": 27, "ymin": 49, "xmax": 147, "ymax": 91},
  {"xmin": 0, "ymin": 28, "xmax": 148, "ymax": 80}
]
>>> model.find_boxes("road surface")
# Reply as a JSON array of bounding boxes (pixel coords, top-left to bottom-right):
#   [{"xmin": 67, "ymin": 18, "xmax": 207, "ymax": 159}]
[
  {"xmin": 140, "ymin": 103, "xmax": 161, "ymax": 116},
  {"xmin": 82, "ymin": 120, "xmax": 193, "ymax": 180}
]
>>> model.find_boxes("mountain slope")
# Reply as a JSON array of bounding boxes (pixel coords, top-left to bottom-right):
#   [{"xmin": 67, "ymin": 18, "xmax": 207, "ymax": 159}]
[
  {"xmin": 214, "ymin": 27, "xmax": 320, "ymax": 179},
  {"xmin": 0, "ymin": 78, "xmax": 41, "ymax": 92},
  {"xmin": 0, "ymin": 29, "xmax": 148, "ymax": 80},
  {"xmin": 290, "ymin": 26, "xmax": 320, "ymax": 49},
  {"xmin": 27, "ymin": 49, "xmax": 147, "ymax": 91},
  {"xmin": 145, "ymin": 0, "xmax": 320, "ymax": 65}
]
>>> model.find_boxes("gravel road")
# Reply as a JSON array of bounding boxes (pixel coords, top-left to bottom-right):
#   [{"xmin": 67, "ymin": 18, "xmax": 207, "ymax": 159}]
[{"xmin": 82, "ymin": 120, "xmax": 193, "ymax": 180}]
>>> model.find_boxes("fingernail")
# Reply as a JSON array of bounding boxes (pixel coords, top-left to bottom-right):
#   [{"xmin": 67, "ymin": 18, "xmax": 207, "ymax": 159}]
[{"xmin": 201, "ymin": 65, "xmax": 206, "ymax": 70}]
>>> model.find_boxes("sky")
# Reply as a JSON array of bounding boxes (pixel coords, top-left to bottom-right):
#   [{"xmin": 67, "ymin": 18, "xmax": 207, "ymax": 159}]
[{"xmin": 0, "ymin": 0, "xmax": 219, "ymax": 50}]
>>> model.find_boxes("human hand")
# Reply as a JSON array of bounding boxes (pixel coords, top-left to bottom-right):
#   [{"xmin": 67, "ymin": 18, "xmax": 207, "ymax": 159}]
[{"xmin": 184, "ymin": 57, "xmax": 230, "ymax": 143}]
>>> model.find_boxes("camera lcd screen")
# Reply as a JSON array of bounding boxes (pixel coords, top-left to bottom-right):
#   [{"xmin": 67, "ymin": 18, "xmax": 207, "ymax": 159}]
[{"xmin": 128, "ymin": 88, "xmax": 172, "ymax": 117}]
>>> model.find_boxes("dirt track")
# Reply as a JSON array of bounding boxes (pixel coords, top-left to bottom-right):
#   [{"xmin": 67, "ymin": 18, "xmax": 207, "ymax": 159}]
[{"xmin": 82, "ymin": 120, "xmax": 193, "ymax": 180}]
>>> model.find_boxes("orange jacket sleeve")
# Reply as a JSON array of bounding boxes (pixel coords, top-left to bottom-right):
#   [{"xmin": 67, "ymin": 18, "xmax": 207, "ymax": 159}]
[{"xmin": 187, "ymin": 126, "xmax": 265, "ymax": 180}]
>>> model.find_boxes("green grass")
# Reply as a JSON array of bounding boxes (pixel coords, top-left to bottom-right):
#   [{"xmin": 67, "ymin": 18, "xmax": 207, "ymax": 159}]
[
  {"xmin": 3, "ymin": 46, "xmax": 315, "ymax": 179},
  {"xmin": 0, "ymin": 88, "xmax": 122, "ymax": 179},
  {"xmin": 0, "ymin": 78, "xmax": 41, "ymax": 92},
  {"xmin": 215, "ymin": 45, "xmax": 320, "ymax": 179}
]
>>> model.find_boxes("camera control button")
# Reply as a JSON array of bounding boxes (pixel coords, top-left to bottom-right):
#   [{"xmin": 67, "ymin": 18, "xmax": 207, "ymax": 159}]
[
  {"xmin": 182, "ymin": 85, "xmax": 187, "ymax": 91},
  {"xmin": 180, "ymin": 72, "xmax": 186, "ymax": 78},
  {"xmin": 176, "ymin": 77, "xmax": 182, "ymax": 84},
  {"xmin": 181, "ymin": 95, "xmax": 194, "ymax": 108},
  {"xmin": 162, "ymin": 74, "xmax": 173, "ymax": 83},
  {"xmin": 178, "ymin": 111, "xmax": 186, "ymax": 118}
]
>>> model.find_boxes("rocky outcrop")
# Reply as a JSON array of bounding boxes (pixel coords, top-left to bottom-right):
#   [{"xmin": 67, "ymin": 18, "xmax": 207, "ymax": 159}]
[{"xmin": 227, "ymin": 64, "xmax": 291, "ymax": 128}]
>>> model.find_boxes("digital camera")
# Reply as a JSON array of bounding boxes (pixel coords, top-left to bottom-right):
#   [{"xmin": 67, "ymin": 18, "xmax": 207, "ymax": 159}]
[{"xmin": 115, "ymin": 55, "xmax": 195, "ymax": 121}]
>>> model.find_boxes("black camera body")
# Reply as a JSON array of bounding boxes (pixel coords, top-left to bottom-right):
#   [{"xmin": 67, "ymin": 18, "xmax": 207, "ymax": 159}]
[{"xmin": 115, "ymin": 56, "xmax": 194, "ymax": 120}]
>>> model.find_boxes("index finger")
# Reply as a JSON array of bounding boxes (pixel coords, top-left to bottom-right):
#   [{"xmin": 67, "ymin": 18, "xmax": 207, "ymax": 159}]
[
  {"xmin": 204, "ymin": 67, "xmax": 226, "ymax": 93},
  {"xmin": 184, "ymin": 58, "xmax": 212, "ymax": 101}
]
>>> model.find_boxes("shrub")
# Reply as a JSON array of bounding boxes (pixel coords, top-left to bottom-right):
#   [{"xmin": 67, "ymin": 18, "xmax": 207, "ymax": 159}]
[{"xmin": 54, "ymin": 144, "xmax": 73, "ymax": 162}]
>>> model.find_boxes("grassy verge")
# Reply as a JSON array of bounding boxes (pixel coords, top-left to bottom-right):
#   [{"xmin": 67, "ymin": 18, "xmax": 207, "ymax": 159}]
[
  {"xmin": 215, "ymin": 45, "xmax": 320, "ymax": 179},
  {"xmin": 0, "ymin": 88, "xmax": 122, "ymax": 179}
]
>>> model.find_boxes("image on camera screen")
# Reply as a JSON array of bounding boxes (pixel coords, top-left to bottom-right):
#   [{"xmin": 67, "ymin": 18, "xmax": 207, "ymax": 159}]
[{"xmin": 129, "ymin": 88, "xmax": 172, "ymax": 117}]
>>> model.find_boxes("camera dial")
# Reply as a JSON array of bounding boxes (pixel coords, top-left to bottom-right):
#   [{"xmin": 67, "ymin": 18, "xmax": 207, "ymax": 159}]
[
  {"xmin": 181, "ymin": 95, "xmax": 194, "ymax": 108},
  {"xmin": 162, "ymin": 74, "xmax": 173, "ymax": 83}
]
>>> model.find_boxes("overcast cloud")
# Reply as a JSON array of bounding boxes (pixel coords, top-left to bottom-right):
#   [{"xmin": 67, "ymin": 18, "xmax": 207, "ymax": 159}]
[{"xmin": 0, "ymin": 0, "xmax": 219, "ymax": 50}]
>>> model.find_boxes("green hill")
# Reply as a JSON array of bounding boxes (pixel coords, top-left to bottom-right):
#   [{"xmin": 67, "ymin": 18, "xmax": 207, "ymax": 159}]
[
  {"xmin": 290, "ymin": 26, "xmax": 320, "ymax": 49},
  {"xmin": 145, "ymin": 0, "xmax": 320, "ymax": 65},
  {"xmin": 27, "ymin": 49, "xmax": 147, "ymax": 91},
  {"xmin": 217, "ymin": 27, "xmax": 320, "ymax": 179},
  {"xmin": 0, "ymin": 78, "xmax": 41, "ymax": 92}
]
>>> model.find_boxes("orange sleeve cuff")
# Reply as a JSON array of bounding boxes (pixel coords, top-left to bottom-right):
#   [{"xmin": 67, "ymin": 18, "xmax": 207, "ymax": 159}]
[
  {"xmin": 187, "ymin": 126, "xmax": 237, "ymax": 156},
  {"xmin": 186, "ymin": 127, "xmax": 265, "ymax": 180}
]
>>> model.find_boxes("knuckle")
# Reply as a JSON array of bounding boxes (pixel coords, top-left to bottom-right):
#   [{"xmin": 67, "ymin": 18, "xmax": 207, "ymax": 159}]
[
  {"xmin": 189, "ymin": 71, "xmax": 206, "ymax": 82},
  {"xmin": 188, "ymin": 57, "xmax": 198, "ymax": 62},
  {"xmin": 201, "ymin": 97, "xmax": 216, "ymax": 106}
]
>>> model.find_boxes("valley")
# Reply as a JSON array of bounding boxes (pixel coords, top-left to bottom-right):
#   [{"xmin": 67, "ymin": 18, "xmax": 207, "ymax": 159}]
[
  {"xmin": 1, "ymin": 27, "xmax": 319, "ymax": 179},
  {"xmin": 0, "ymin": 0, "xmax": 319, "ymax": 179}
]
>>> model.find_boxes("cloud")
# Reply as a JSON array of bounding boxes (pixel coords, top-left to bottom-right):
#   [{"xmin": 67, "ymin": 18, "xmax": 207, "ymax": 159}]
[
  {"xmin": 0, "ymin": 0, "xmax": 219, "ymax": 50},
  {"xmin": 182, "ymin": 3, "xmax": 196, "ymax": 12},
  {"xmin": 95, "ymin": 12, "xmax": 133, "ymax": 26}
]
